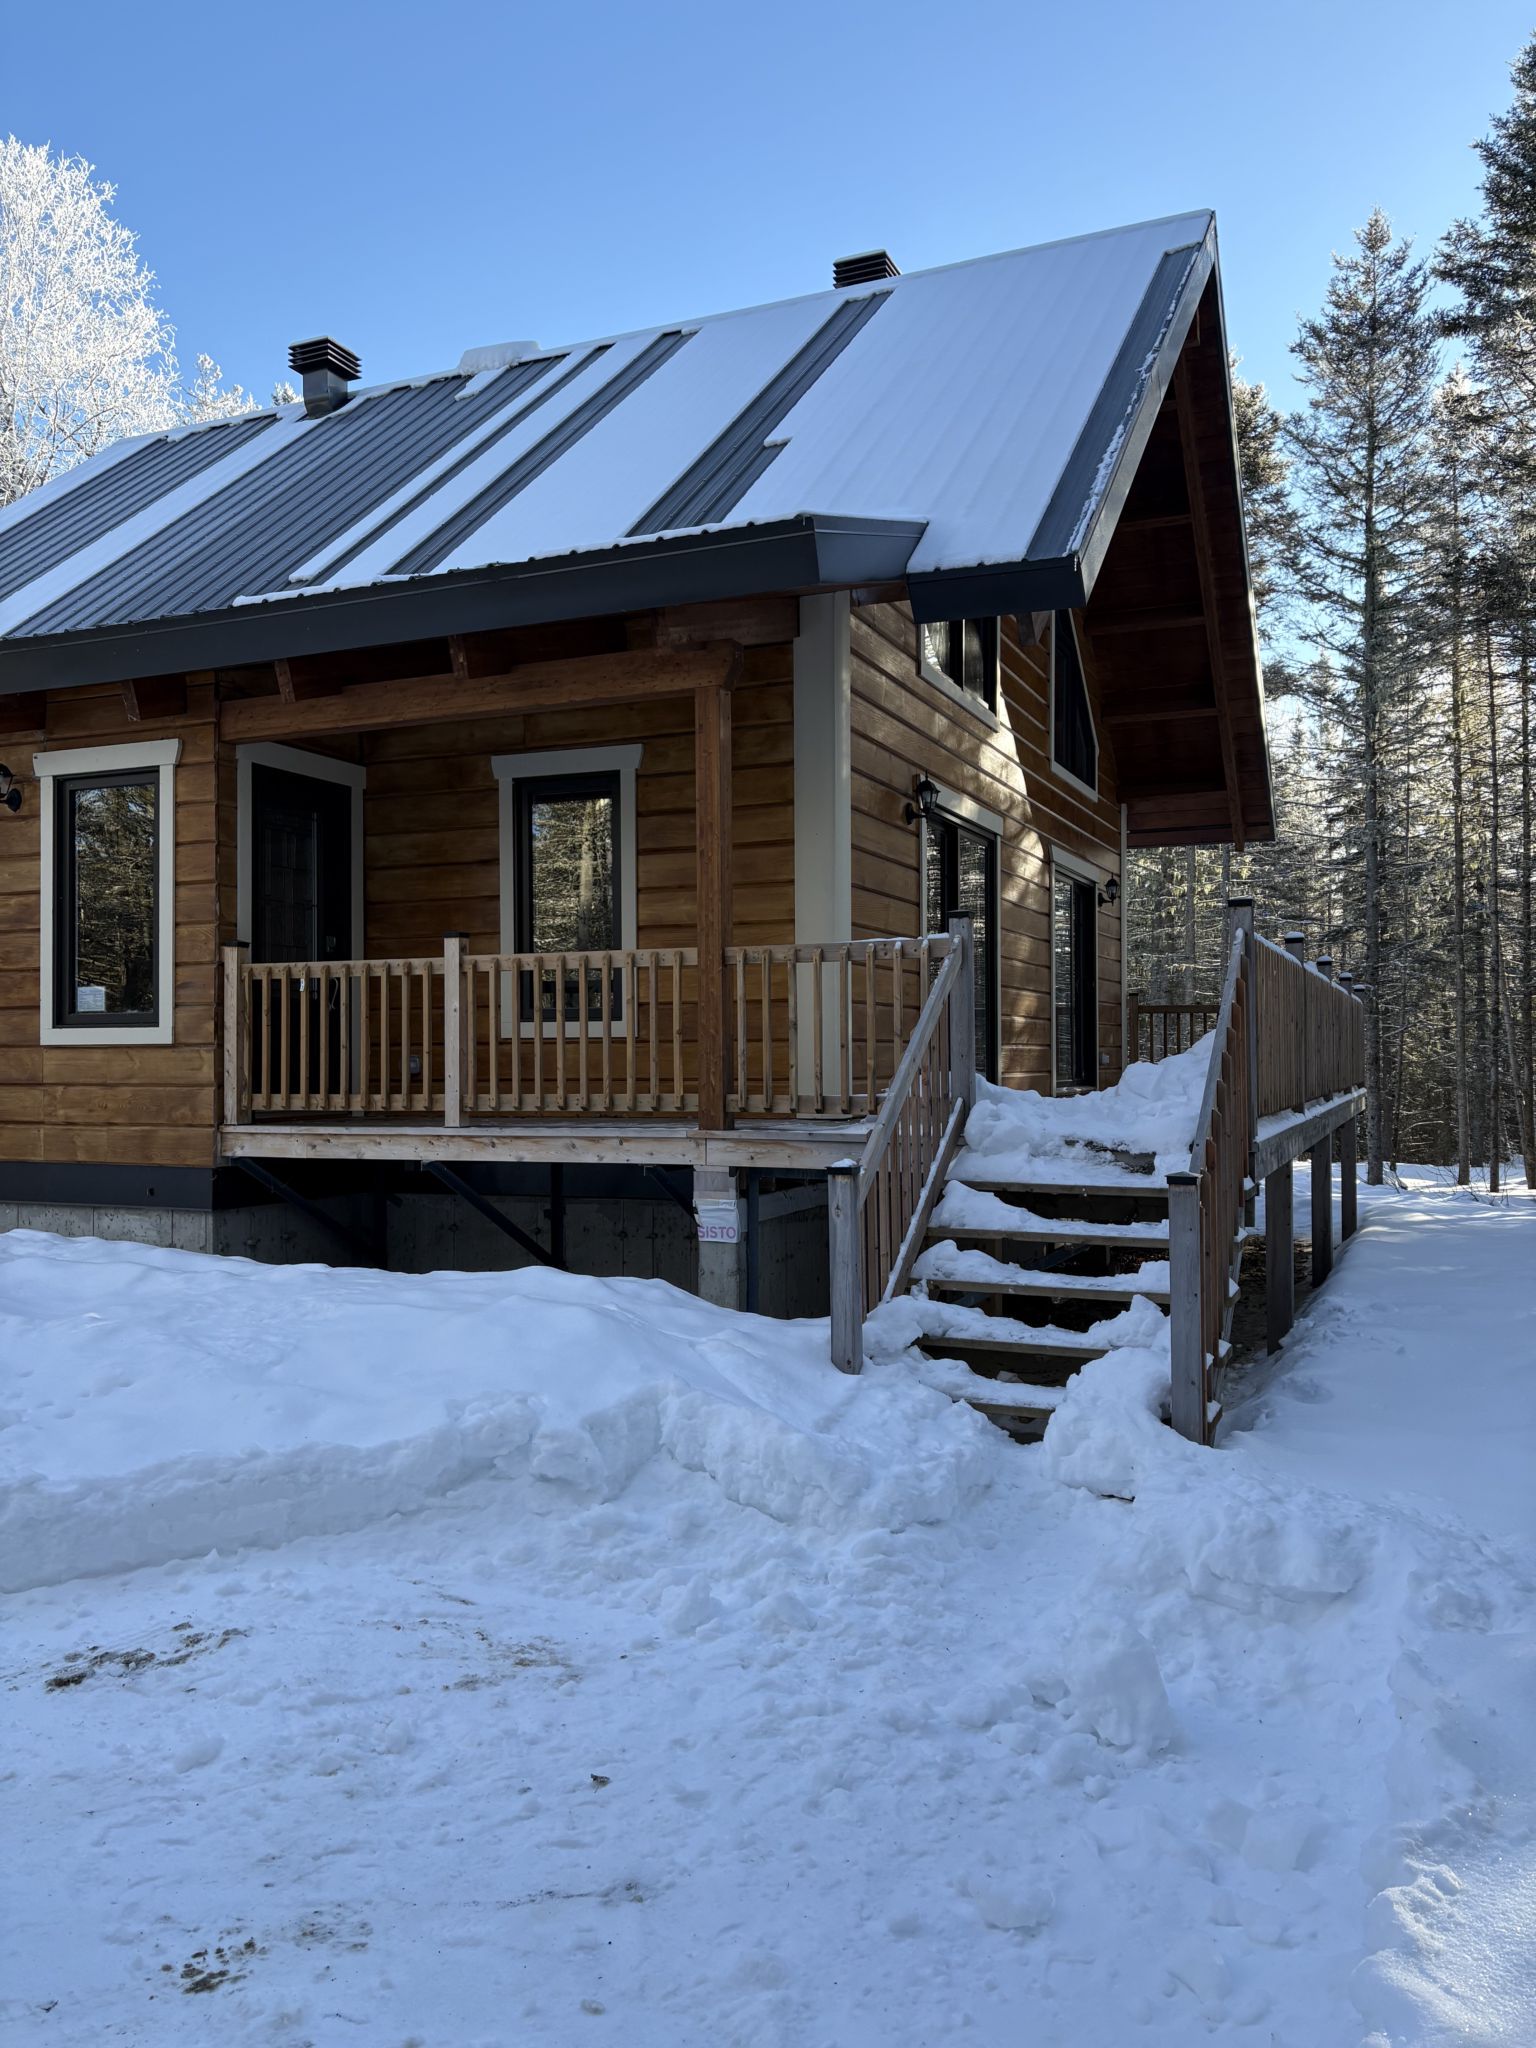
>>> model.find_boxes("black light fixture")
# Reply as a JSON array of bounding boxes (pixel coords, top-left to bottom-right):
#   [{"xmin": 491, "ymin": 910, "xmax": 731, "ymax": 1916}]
[
  {"xmin": 904, "ymin": 774, "xmax": 940, "ymax": 827},
  {"xmin": 0, "ymin": 765, "xmax": 19, "ymax": 814},
  {"xmin": 1099, "ymin": 873, "xmax": 1120, "ymax": 909}
]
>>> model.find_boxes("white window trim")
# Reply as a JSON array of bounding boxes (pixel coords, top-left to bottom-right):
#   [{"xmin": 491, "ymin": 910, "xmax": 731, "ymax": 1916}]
[
  {"xmin": 1049, "ymin": 611, "xmax": 1101, "ymax": 803},
  {"xmin": 917, "ymin": 617, "xmax": 1002, "ymax": 730},
  {"xmin": 491, "ymin": 744, "xmax": 641, "ymax": 1037},
  {"xmin": 1049, "ymin": 842, "xmax": 1101, "ymax": 1094},
  {"xmin": 235, "ymin": 742, "xmax": 366, "ymax": 955},
  {"xmin": 34, "ymin": 738, "xmax": 180, "ymax": 1047}
]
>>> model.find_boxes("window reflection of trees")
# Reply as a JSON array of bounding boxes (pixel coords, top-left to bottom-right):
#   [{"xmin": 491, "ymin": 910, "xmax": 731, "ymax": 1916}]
[{"xmin": 69, "ymin": 778, "xmax": 156, "ymax": 1016}]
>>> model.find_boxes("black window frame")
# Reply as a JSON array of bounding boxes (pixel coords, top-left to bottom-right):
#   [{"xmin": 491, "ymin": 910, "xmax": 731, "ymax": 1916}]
[
  {"xmin": 1051, "ymin": 610, "xmax": 1099, "ymax": 793},
  {"xmin": 513, "ymin": 768, "xmax": 624, "ymax": 1024},
  {"xmin": 53, "ymin": 766, "xmax": 162, "ymax": 1031},
  {"xmin": 1052, "ymin": 864, "xmax": 1098, "ymax": 1091},
  {"xmin": 919, "ymin": 615, "xmax": 999, "ymax": 712},
  {"xmin": 924, "ymin": 810, "xmax": 1001, "ymax": 1085}
]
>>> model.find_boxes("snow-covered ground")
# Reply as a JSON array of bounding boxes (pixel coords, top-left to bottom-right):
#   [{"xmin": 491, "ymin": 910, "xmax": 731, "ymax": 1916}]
[{"xmin": 2, "ymin": 1167, "xmax": 1533, "ymax": 2047}]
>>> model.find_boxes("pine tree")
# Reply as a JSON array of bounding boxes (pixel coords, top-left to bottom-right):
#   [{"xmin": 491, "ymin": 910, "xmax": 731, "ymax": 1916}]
[{"xmin": 1286, "ymin": 211, "xmax": 1441, "ymax": 1182}]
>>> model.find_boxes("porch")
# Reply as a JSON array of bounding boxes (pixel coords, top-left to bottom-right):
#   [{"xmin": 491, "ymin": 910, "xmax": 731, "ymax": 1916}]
[{"xmin": 218, "ymin": 933, "xmax": 959, "ymax": 1172}]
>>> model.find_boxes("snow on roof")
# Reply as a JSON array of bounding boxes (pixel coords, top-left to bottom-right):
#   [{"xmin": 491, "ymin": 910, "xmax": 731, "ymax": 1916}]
[{"xmin": 0, "ymin": 209, "xmax": 1218, "ymax": 681}]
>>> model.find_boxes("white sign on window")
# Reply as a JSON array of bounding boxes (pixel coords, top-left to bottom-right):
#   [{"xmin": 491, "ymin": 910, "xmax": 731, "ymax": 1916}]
[
  {"xmin": 695, "ymin": 1200, "xmax": 740, "ymax": 1245},
  {"xmin": 76, "ymin": 985, "xmax": 107, "ymax": 1012}
]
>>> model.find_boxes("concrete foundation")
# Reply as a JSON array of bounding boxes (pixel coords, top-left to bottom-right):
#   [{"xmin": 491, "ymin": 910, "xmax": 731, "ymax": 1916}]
[{"xmin": 0, "ymin": 1177, "xmax": 831, "ymax": 1319}]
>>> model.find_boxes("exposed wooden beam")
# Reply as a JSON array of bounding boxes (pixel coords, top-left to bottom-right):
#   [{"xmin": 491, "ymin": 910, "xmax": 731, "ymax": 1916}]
[
  {"xmin": 275, "ymin": 657, "xmax": 346, "ymax": 704},
  {"xmin": 1102, "ymin": 701, "xmax": 1220, "ymax": 727},
  {"xmin": 120, "ymin": 675, "xmax": 187, "ymax": 722},
  {"xmin": 1115, "ymin": 511, "xmax": 1193, "ymax": 534},
  {"xmin": 694, "ymin": 675, "xmax": 733, "ymax": 1131},
  {"xmin": 1089, "ymin": 605, "xmax": 1206, "ymax": 638},
  {"xmin": 219, "ymin": 643, "xmax": 741, "ymax": 744},
  {"xmin": 1173, "ymin": 354, "xmax": 1246, "ymax": 852}
]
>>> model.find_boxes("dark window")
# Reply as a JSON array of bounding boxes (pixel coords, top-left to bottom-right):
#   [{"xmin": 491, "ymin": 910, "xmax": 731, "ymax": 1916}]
[
  {"xmin": 925, "ymin": 814, "xmax": 999, "ymax": 1082},
  {"xmin": 1052, "ymin": 613, "xmax": 1098, "ymax": 789},
  {"xmin": 515, "ymin": 772, "xmax": 621, "ymax": 1021},
  {"xmin": 1053, "ymin": 868, "xmax": 1098, "ymax": 1089},
  {"xmin": 55, "ymin": 771, "xmax": 159, "ymax": 1027},
  {"xmin": 921, "ymin": 617, "xmax": 998, "ymax": 709}
]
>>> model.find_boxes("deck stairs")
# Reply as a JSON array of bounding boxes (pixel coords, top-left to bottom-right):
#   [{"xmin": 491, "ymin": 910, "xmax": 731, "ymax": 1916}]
[{"xmin": 893, "ymin": 1143, "xmax": 1244, "ymax": 1441}]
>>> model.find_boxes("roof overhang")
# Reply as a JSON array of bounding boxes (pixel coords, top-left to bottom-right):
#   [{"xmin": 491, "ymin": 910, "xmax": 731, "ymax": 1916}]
[
  {"xmin": 908, "ymin": 229, "xmax": 1215, "ymax": 627},
  {"xmin": 0, "ymin": 513, "xmax": 925, "ymax": 694}
]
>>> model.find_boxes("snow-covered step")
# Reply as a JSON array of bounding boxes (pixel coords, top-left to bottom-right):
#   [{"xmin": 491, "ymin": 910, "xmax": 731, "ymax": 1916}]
[
  {"xmin": 924, "ymin": 1270, "xmax": 1171, "ymax": 1308},
  {"xmin": 953, "ymin": 1174, "xmax": 1167, "ymax": 1202},
  {"xmin": 916, "ymin": 1330, "xmax": 1110, "ymax": 1370},
  {"xmin": 927, "ymin": 1218, "xmax": 1169, "ymax": 1251}
]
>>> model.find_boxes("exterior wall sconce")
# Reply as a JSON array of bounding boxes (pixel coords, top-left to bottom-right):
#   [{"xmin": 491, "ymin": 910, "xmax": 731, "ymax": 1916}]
[
  {"xmin": 1099, "ymin": 874, "xmax": 1120, "ymax": 909},
  {"xmin": 0, "ymin": 766, "xmax": 20, "ymax": 814},
  {"xmin": 904, "ymin": 774, "xmax": 940, "ymax": 827}
]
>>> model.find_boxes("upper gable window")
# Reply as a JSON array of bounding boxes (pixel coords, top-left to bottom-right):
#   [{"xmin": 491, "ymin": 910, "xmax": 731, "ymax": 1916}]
[
  {"xmin": 1051, "ymin": 611, "xmax": 1098, "ymax": 794},
  {"xmin": 919, "ymin": 617, "xmax": 998, "ymax": 712}
]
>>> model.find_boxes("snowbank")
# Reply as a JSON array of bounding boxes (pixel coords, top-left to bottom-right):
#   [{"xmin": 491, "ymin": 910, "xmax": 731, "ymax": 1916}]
[
  {"xmin": 953, "ymin": 1035, "xmax": 1210, "ymax": 1183},
  {"xmin": 0, "ymin": 1232, "xmax": 999, "ymax": 1593}
]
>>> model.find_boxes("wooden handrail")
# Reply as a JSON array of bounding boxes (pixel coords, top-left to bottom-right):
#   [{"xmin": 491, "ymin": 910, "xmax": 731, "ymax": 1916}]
[{"xmin": 828, "ymin": 917, "xmax": 975, "ymax": 1373}]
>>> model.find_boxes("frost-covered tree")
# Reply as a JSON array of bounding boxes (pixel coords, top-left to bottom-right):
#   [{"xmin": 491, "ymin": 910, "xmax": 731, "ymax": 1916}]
[{"xmin": 0, "ymin": 138, "xmax": 257, "ymax": 507}]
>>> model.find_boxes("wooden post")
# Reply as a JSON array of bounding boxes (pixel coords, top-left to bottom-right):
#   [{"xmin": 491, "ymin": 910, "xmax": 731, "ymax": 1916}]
[
  {"xmin": 694, "ymin": 678, "xmax": 733, "ymax": 1130},
  {"xmin": 1227, "ymin": 898, "xmax": 1257, "ymax": 1226},
  {"xmin": 1309, "ymin": 1132, "xmax": 1334, "ymax": 1286},
  {"xmin": 1127, "ymin": 991, "xmax": 1142, "ymax": 1066},
  {"xmin": 948, "ymin": 914, "xmax": 977, "ymax": 1107},
  {"xmin": 827, "ymin": 1160, "xmax": 864, "ymax": 1374},
  {"xmin": 1265, "ymin": 1160, "xmax": 1294, "ymax": 1352},
  {"xmin": 1167, "ymin": 1171, "xmax": 1206, "ymax": 1444},
  {"xmin": 1284, "ymin": 933, "xmax": 1309, "ymax": 1104},
  {"xmin": 1338, "ymin": 1108, "xmax": 1358, "ymax": 1240},
  {"xmin": 221, "ymin": 942, "xmax": 251, "ymax": 1133},
  {"xmin": 1316, "ymin": 954, "xmax": 1334, "ymax": 981},
  {"xmin": 443, "ymin": 933, "xmax": 465, "ymax": 1128}
]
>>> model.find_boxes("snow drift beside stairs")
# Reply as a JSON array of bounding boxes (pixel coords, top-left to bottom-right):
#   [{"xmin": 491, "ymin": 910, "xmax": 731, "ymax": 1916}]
[
  {"xmin": 0, "ymin": 1232, "xmax": 999, "ymax": 1594},
  {"xmin": 954, "ymin": 1035, "xmax": 1211, "ymax": 1182}
]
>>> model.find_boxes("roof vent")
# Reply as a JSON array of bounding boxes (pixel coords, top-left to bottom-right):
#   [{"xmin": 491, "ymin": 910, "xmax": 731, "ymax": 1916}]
[
  {"xmin": 833, "ymin": 250, "xmax": 900, "ymax": 288},
  {"xmin": 288, "ymin": 336, "xmax": 361, "ymax": 417}
]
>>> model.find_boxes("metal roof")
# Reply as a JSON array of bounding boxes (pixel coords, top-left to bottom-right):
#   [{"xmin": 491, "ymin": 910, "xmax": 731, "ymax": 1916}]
[{"xmin": 0, "ymin": 209, "xmax": 1222, "ymax": 689}]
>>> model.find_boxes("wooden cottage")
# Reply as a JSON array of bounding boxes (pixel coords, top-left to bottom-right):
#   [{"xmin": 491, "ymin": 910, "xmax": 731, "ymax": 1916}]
[{"xmin": 0, "ymin": 209, "xmax": 1275, "ymax": 1315}]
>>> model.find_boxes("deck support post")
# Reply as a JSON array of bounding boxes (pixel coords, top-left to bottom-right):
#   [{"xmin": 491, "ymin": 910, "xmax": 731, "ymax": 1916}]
[
  {"xmin": 1265, "ymin": 1159, "xmax": 1294, "ymax": 1352},
  {"xmin": 694, "ymin": 1165, "xmax": 743, "ymax": 1310},
  {"xmin": 1309, "ymin": 1132, "xmax": 1334, "ymax": 1287},
  {"xmin": 1338, "ymin": 1110, "xmax": 1358, "ymax": 1240},
  {"xmin": 694, "ymin": 673, "xmax": 735, "ymax": 1131},
  {"xmin": 1166, "ymin": 1170, "xmax": 1206, "ymax": 1443},
  {"xmin": 827, "ymin": 1159, "xmax": 864, "ymax": 1374},
  {"xmin": 442, "ymin": 933, "xmax": 465, "ymax": 1127}
]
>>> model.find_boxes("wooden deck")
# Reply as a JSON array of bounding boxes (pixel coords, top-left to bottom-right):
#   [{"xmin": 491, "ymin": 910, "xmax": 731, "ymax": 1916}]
[{"xmin": 219, "ymin": 1115, "xmax": 873, "ymax": 1172}]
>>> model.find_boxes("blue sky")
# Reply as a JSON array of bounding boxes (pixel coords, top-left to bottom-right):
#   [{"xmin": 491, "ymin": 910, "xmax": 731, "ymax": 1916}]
[{"xmin": 8, "ymin": 1, "xmax": 1530, "ymax": 411}]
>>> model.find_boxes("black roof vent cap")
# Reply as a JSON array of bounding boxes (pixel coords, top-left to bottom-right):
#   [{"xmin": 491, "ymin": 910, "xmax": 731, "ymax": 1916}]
[
  {"xmin": 288, "ymin": 336, "xmax": 361, "ymax": 417},
  {"xmin": 833, "ymin": 250, "xmax": 900, "ymax": 288}
]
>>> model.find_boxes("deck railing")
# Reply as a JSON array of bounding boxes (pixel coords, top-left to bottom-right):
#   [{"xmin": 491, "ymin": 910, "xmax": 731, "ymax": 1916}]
[
  {"xmin": 223, "ymin": 934, "xmax": 952, "ymax": 1127},
  {"xmin": 1165, "ymin": 902, "xmax": 1367, "ymax": 1445},
  {"xmin": 1127, "ymin": 995, "xmax": 1219, "ymax": 1063},
  {"xmin": 827, "ymin": 917, "xmax": 975, "ymax": 1374}
]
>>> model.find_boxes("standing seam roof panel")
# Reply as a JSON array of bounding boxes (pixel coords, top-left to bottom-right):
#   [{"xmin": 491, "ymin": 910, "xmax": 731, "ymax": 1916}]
[
  {"xmin": 16, "ymin": 361, "xmax": 558, "ymax": 635},
  {"xmin": 0, "ymin": 417, "xmax": 274, "ymax": 604},
  {"xmin": 394, "ymin": 331, "xmax": 693, "ymax": 576},
  {"xmin": 629, "ymin": 290, "xmax": 890, "ymax": 536}
]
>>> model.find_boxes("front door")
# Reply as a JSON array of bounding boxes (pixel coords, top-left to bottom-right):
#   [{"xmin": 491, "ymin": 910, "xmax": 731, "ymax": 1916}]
[
  {"xmin": 926, "ymin": 815, "xmax": 999, "ymax": 1082},
  {"xmin": 251, "ymin": 765, "xmax": 354, "ymax": 1095}
]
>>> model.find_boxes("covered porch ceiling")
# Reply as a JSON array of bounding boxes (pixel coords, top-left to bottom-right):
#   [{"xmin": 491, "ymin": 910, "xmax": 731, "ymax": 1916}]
[{"xmin": 1079, "ymin": 280, "xmax": 1274, "ymax": 849}]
